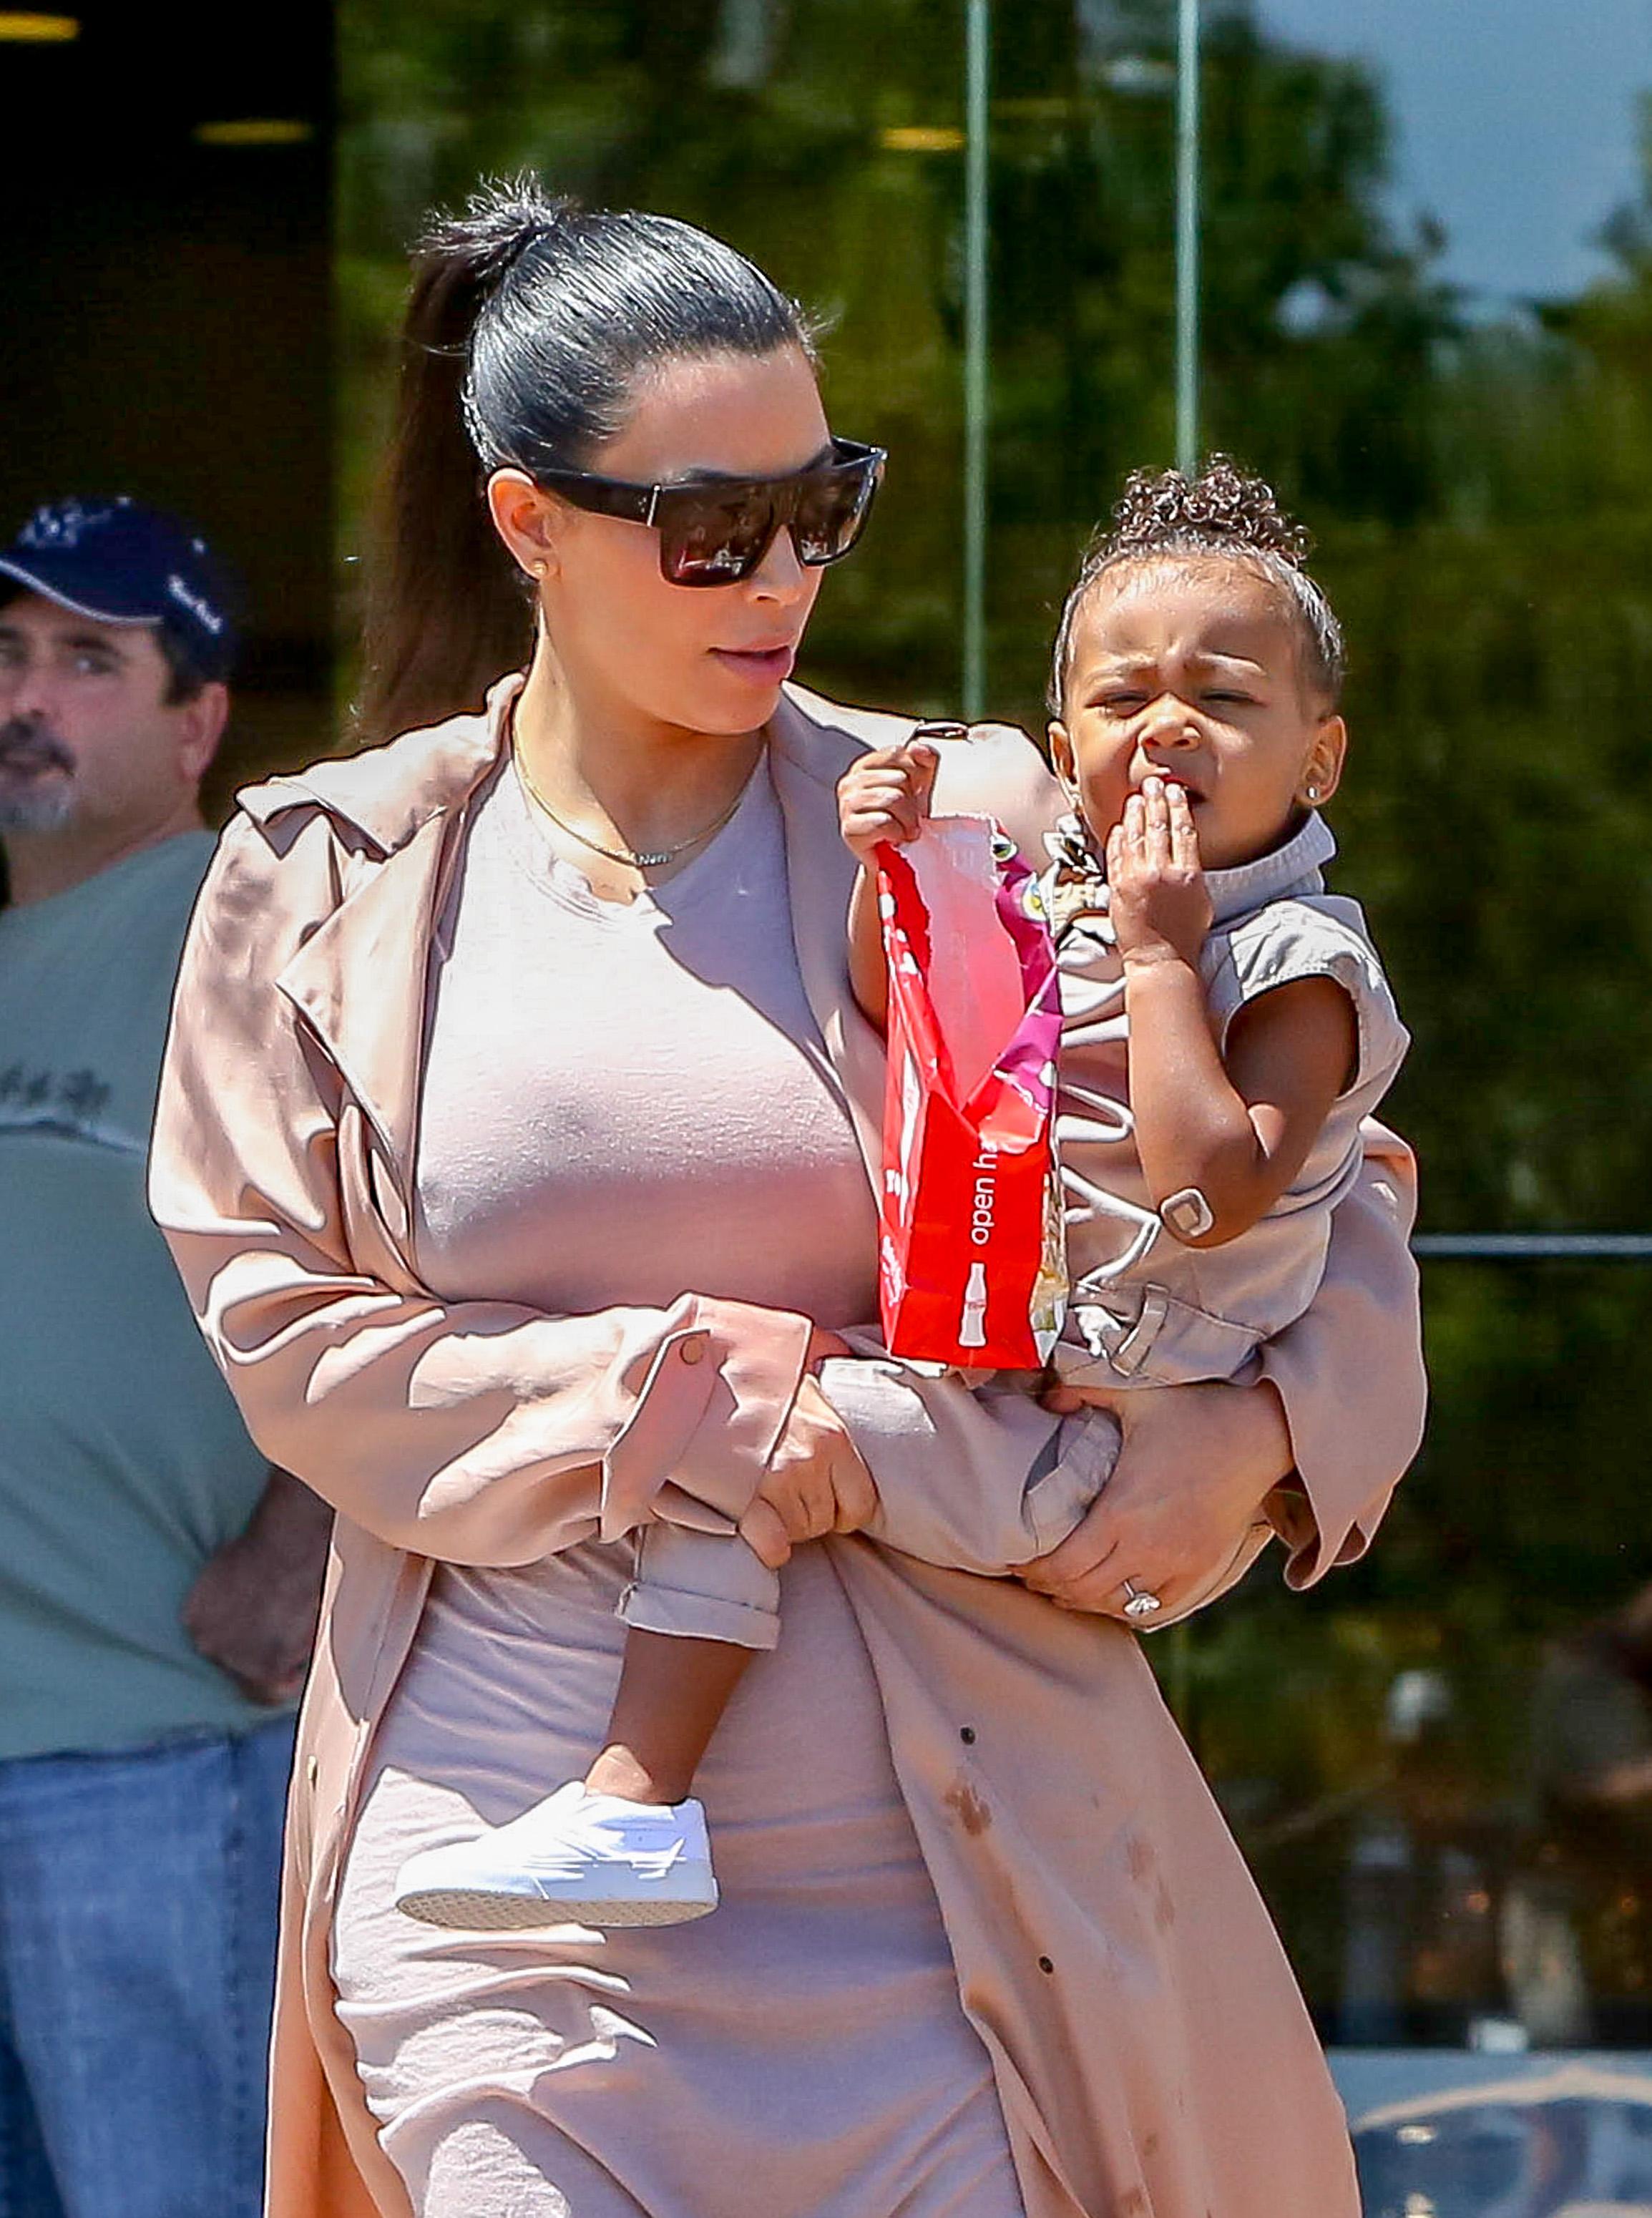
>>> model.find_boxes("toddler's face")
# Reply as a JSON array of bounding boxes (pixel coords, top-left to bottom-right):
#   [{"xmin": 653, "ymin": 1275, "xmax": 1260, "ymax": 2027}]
[{"xmin": 1048, "ymin": 555, "xmax": 1345, "ymax": 872}]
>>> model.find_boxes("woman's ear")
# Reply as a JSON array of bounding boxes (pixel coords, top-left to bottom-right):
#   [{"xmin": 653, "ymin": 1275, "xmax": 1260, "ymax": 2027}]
[
  {"xmin": 487, "ymin": 469, "xmax": 561, "ymax": 581},
  {"xmin": 1047, "ymin": 719, "xmax": 1079, "ymax": 794},
  {"xmin": 1299, "ymin": 714, "xmax": 1347, "ymax": 808}
]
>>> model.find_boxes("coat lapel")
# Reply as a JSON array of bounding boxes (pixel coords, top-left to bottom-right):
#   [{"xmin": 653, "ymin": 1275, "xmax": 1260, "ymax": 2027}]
[
  {"xmin": 260, "ymin": 684, "xmax": 517, "ymax": 1216},
  {"xmin": 275, "ymin": 812, "xmax": 455, "ymax": 1199}
]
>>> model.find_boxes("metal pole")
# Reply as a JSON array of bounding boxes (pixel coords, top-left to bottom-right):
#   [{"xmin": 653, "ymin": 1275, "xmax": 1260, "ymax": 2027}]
[
  {"xmin": 1413, "ymin": 1233, "xmax": 1652, "ymax": 1259},
  {"xmin": 962, "ymin": 0, "xmax": 990, "ymax": 719},
  {"xmin": 1174, "ymin": 0, "xmax": 1201, "ymax": 476},
  {"xmin": 1168, "ymin": 9, "xmax": 1201, "ymax": 1735}
]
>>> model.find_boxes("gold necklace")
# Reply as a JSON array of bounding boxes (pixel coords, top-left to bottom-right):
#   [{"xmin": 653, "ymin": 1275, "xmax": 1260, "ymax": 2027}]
[{"xmin": 512, "ymin": 743, "xmax": 749, "ymax": 870}]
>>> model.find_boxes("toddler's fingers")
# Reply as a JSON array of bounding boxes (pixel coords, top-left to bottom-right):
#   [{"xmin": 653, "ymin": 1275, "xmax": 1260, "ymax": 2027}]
[
  {"xmin": 854, "ymin": 743, "xmax": 917, "ymax": 774},
  {"xmin": 737, "ymin": 1498, "xmax": 793, "ymax": 1570},
  {"xmin": 845, "ymin": 811, "xmax": 915, "ymax": 853},
  {"xmin": 1167, "ymin": 782, "xmax": 1201, "ymax": 869},
  {"xmin": 828, "ymin": 1440, "xmax": 879, "ymax": 1533},
  {"xmin": 904, "ymin": 741, "xmax": 940, "ymax": 816}
]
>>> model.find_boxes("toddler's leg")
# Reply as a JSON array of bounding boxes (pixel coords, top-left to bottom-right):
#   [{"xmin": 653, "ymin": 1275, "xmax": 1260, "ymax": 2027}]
[
  {"xmin": 394, "ymin": 1528, "xmax": 778, "ymax": 1933},
  {"xmin": 817, "ymin": 1352, "xmax": 1123, "ymax": 1574},
  {"xmin": 587, "ymin": 1523, "xmax": 781, "ymax": 1805}
]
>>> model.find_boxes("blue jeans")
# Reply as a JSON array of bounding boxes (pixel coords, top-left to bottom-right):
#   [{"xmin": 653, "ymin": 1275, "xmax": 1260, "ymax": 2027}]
[{"xmin": 0, "ymin": 1715, "xmax": 294, "ymax": 2218}]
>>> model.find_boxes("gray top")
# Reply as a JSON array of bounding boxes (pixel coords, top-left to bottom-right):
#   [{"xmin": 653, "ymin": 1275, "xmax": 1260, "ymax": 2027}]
[
  {"xmin": 413, "ymin": 751, "xmax": 879, "ymax": 1332},
  {"xmin": 1046, "ymin": 810, "xmax": 1409, "ymax": 1387},
  {"xmin": 0, "ymin": 834, "xmax": 278, "ymax": 1757}
]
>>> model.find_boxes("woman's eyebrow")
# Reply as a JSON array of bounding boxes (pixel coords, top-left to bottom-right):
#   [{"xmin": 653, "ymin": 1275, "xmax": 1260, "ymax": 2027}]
[{"xmin": 668, "ymin": 440, "xmax": 836, "ymax": 486}]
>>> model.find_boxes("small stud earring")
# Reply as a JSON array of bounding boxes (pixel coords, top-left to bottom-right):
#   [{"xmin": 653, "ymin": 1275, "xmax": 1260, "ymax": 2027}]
[
  {"xmin": 530, "ymin": 559, "xmax": 549, "ymax": 577},
  {"xmin": 1305, "ymin": 783, "xmax": 1321, "ymax": 803}
]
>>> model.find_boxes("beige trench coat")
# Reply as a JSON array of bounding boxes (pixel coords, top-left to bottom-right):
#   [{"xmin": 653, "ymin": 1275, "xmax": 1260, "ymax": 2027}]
[{"xmin": 150, "ymin": 677, "xmax": 1425, "ymax": 2218}]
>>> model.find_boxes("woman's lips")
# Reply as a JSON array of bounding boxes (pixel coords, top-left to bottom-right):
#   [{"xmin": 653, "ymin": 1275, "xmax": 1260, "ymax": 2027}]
[{"xmin": 711, "ymin": 644, "xmax": 796, "ymax": 684}]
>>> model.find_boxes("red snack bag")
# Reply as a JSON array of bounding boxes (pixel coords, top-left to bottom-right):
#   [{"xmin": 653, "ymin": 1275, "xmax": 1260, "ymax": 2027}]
[{"xmin": 876, "ymin": 815, "xmax": 1066, "ymax": 1369}]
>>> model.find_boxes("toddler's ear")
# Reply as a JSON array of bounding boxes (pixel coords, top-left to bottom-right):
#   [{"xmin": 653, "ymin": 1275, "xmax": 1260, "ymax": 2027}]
[
  {"xmin": 1047, "ymin": 720, "xmax": 1079, "ymax": 793},
  {"xmin": 1299, "ymin": 714, "xmax": 1347, "ymax": 808}
]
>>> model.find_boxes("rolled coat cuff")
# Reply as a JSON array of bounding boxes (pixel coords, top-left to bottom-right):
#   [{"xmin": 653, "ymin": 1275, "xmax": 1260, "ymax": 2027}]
[
  {"xmin": 1218, "ymin": 1343, "xmax": 1380, "ymax": 1590},
  {"xmin": 1248, "ymin": 1125, "xmax": 1425, "ymax": 1588},
  {"xmin": 599, "ymin": 1296, "xmax": 813, "ymax": 1542},
  {"xmin": 1262, "ymin": 1476, "xmax": 1372, "ymax": 1589}
]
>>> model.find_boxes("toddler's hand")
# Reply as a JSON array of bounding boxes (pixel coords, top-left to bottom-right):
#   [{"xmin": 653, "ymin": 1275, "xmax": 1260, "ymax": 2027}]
[
  {"xmin": 837, "ymin": 741, "xmax": 939, "ymax": 868},
  {"xmin": 1105, "ymin": 776, "xmax": 1212, "ymax": 969}
]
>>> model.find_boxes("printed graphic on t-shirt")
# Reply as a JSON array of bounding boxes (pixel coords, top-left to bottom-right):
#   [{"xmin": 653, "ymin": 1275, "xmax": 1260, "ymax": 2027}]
[{"xmin": 0, "ymin": 1062, "xmax": 133, "ymax": 1153}]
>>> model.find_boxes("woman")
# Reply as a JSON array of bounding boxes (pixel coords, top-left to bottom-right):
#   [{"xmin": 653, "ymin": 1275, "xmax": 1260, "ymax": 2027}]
[{"xmin": 150, "ymin": 178, "xmax": 1424, "ymax": 2218}]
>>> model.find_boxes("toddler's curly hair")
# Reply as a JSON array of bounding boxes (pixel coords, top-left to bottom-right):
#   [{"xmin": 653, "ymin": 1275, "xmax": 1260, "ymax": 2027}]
[{"xmin": 1047, "ymin": 456, "xmax": 1345, "ymax": 714}]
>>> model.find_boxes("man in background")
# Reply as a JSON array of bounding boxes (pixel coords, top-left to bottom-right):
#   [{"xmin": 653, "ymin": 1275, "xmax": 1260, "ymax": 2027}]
[{"xmin": 0, "ymin": 497, "xmax": 333, "ymax": 2218}]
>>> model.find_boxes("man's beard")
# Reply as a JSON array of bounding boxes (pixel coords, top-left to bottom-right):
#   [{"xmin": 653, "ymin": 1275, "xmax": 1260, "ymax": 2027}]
[{"xmin": 0, "ymin": 715, "xmax": 77, "ymax": 832}]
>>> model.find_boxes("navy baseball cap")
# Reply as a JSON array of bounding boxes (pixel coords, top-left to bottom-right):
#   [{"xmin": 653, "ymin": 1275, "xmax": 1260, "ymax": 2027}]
[{"xmin": 0, "ymin": 497, "xmax": 239, "ymax": 682}]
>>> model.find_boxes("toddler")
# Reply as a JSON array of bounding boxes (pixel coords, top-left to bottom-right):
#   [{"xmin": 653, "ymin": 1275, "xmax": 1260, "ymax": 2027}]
[
  {"xmin": 844, "ymin": 458, "xmax": 1408, "ymax": 1430},
  {"xmin": 394, "ymin": 458, "xmax": 1407, "ymax": 1933}
]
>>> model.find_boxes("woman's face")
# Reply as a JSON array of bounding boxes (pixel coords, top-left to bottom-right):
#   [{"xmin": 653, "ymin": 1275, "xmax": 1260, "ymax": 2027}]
[{"xmin": 506, "ymin": 344, "xmax": 835, "ymax": 739}]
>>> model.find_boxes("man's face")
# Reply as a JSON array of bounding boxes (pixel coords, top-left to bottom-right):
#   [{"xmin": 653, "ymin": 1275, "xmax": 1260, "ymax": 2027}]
[{"xmin": 0, "ymin": 592, "xmax": 218, "ymax": 838}]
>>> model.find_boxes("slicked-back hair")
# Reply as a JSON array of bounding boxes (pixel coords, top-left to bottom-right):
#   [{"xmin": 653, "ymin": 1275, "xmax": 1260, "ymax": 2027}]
[{"xmin": 358, "ymin": 174, "xmax": 817, "ymax": 745}]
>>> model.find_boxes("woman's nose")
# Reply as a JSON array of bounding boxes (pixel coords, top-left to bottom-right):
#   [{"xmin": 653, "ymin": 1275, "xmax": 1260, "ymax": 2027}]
[{"xmin": 748, "ymin": 524, "xmax": 811, "ymax": 604}]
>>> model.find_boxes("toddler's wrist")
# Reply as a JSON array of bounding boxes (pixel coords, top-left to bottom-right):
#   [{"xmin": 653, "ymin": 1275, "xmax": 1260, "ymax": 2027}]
[{"xmin": 1119, "ymin": 937, "xmax": 1201, "ymax": 979}]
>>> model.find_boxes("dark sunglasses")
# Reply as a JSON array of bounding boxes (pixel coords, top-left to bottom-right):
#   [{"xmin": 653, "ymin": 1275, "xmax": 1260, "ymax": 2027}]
[{"xmin": 533, "ymin": 437, "xmax": 886, "ymax": 586}]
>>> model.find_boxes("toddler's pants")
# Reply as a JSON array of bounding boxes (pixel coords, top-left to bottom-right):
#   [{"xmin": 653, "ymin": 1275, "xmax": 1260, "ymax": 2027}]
[{"xmin": 620, "ymin": 1359, "xmax": 1124, "ymax": 1653}]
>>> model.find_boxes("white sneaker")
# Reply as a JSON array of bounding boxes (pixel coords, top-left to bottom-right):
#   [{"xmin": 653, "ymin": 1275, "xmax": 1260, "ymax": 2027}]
[{"xmin": 394, "ymin": 1782, "xmax": 718, "ymax": 1931}]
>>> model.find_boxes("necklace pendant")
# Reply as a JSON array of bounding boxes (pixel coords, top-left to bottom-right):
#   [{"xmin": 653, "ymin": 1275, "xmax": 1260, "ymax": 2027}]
[{"xmin": 630, "ymin": 849, "xmax": 672, "ymax": 869}]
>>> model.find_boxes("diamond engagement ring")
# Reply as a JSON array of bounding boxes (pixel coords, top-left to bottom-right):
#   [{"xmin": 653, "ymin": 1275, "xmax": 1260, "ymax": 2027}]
[{"xmin": 1121, "ymin": 1581, "xmax": 1163, "ymax": 1620}]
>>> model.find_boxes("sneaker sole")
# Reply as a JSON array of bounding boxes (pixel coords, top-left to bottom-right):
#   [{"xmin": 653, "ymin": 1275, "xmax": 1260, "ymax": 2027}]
[{"xmin": 397, "ymin": 1885, "xmax": 718, "ymax": 1932}]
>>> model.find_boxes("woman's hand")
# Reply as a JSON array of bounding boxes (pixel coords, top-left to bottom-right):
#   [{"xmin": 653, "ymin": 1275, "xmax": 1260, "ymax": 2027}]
[
  {"xmin": 737, "ymin": 1331, "xmax": 879, "ymax": 1569},
  {"xmin": 1020, "ymin": 1376, "xmax": 1294, "ymax": 1619}
]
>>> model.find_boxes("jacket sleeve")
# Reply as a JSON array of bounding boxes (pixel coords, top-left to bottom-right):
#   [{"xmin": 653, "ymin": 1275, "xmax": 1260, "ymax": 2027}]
[
  {"xmin": 1256, "ymin": 1118, "xmax": 1425, "ymax": 1586},
  {"xmin": 147, "ymin": 812, "xmax": 813, "ymax": 1569}
]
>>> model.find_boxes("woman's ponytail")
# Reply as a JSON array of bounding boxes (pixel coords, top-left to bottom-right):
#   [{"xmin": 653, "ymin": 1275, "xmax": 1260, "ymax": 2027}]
[
  {"xmin": 356, "ymin": 181, "xmax": 561, "ymax": 746},
  {"xmin": 356, "ymin": 174, "xmax": 815, "ymax": 746}
]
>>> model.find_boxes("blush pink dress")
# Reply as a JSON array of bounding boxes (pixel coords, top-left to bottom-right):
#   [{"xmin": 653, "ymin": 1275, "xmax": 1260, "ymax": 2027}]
[{"xmin": 329, "ymin": 757, "xmax": 1027, "ymax": 2217}]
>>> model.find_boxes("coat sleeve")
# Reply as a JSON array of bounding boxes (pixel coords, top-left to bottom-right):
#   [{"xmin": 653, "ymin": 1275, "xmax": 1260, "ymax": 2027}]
[
  {"xmin": 147, "ymin": 812, "xmax": 813, "ymax": 1569},
  {"xmin": 1255, "ymin": 1118, "xmax": 1425, "ymax": 1586}
]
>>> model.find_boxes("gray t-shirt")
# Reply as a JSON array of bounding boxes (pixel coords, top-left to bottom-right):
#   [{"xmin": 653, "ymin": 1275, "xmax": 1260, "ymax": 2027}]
[{"xmin": 0, "ymin": 833, "xmax": 277, "ymax": 1758}]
